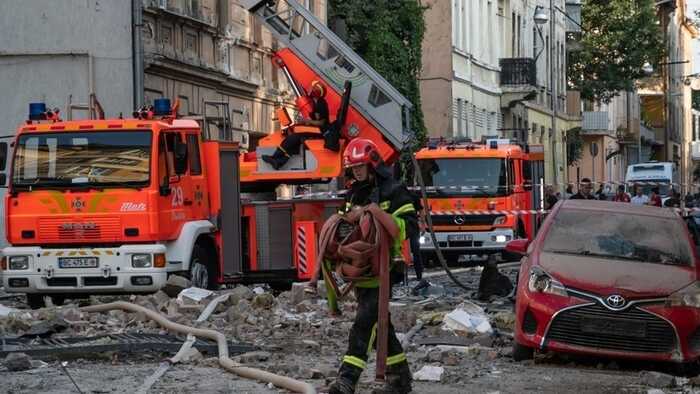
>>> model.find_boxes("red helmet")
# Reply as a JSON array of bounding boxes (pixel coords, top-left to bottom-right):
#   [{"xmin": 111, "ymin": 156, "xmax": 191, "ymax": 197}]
[{"xmin": 343, "ymin": 138, "xmax": 382, "ymax": 169}]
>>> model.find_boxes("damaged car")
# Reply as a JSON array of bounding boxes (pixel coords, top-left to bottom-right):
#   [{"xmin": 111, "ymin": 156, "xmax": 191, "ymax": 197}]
[{"xmin": 508, "ymin": 200, "xmax": 700, "ymax": 366}]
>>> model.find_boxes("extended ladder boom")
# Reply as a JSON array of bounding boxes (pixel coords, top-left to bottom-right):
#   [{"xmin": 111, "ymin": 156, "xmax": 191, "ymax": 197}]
[{"xmin": 242, "ymin": 0, "xmax": 413, "ymax": 152}]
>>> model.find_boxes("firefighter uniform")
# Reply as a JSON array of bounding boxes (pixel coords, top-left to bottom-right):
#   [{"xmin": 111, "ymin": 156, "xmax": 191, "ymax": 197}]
[{"xmin": 328, "ymin": 139, "xmax": 416, "ymax": 394}]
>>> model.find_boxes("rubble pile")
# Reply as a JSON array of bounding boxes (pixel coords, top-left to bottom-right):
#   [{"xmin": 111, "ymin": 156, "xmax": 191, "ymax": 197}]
[{"xmin": 3, "ymin": 267, "xmax": 700, "ymax": 392}]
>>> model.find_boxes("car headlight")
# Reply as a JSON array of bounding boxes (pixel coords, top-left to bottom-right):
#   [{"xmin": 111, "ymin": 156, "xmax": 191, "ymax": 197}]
[
  {"xmin": 419, "ymin": 235, "xmax": 427, "ymax": 244},
  {"xmin": 131, "ymin": 254, "xmax": 152, "ymax": 268},
  {"xmin": 9, "ymin": 256, "xmax": 29, "ymax": 270},
  {"xmin": 493, "ymin": 216, "xmax": 507, "ymax": 225},
  {"xmin": 528, "ymin": 267, "xmax": 567, "ymax": 297},
  {"xmin": 666, "ymin": 282, "xmax": 700, "ymax": 308},
  {"xmin": 492, "ymin": 235, "xmax": 511, "ymax": 243}
]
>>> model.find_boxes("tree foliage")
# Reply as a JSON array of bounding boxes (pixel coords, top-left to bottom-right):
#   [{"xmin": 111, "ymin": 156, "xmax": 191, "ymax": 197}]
[
  {"xmin": 568, "ymin": 0, "xmax": 664, "ymax": 102},
  {"xmin": 328, "ymin": 0, "xmax": 427, "ymax": 147},
  {"xmin": 566, "ymin": 127, "xmax": 584, "ymax": 166}
]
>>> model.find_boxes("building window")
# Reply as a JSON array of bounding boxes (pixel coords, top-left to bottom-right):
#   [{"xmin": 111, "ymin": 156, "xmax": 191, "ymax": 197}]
[{"xmin": 187, "ymin": 134, "xmax": 202, "ymax": 175}]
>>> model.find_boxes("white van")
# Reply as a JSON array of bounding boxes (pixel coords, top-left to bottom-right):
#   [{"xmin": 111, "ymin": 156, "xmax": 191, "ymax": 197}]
[{"xmin": 625, "ymin": 162, "xmax": 678, "ymax": 198}]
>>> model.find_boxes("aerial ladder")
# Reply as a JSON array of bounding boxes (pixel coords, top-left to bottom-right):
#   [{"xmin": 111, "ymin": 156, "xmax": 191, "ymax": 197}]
[{"xmin": 240, "ymin": 0, "xmax": 413, "ymax": 190}]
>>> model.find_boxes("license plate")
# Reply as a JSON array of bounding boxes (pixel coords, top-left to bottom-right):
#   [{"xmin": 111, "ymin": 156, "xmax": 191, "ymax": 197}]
[
  {"xmin": 581, "ymin": 317, "xmax": 646, "ymax": 338},
  {"xmin": 448, "ymin": 234, "xmax": 473, "ymax": 242},
  {"xmin": 58, "ymin": 257, "xmax": 98, "ymax": 269}
]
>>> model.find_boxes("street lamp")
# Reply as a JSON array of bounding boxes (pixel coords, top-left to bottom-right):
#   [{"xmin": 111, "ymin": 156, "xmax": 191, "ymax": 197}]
[{"xmin": 534, "ymin": 6, "xmax": 549, "ymax": 25}]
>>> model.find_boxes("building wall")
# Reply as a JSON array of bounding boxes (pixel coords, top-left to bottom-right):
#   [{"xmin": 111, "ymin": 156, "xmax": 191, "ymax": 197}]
[
  {"xmin": 419, "ymin": 0, "xmax": 453, "ymax": 138},
  {"xmin": 0, "ymin": 0, "xmax": 134, "ymax": 128}
]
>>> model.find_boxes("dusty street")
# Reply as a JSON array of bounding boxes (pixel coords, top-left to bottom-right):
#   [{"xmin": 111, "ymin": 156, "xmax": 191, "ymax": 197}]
[{"xmin": 1, "ymin": 266, "xmax": 698, "ymax": 394}]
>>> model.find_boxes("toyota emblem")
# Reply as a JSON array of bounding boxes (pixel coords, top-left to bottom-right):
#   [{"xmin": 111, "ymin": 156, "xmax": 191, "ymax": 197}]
[
  {"xmin": 606, "ymin": 294, "xmax": 626, "ymax": 308},
  {"xmin": 453, "ymin": 216, "xmax": 465, "ymax": 225}
]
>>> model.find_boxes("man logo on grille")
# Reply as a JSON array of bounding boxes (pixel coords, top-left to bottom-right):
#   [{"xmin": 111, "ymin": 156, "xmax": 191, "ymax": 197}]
[
  {"xmin": 453, "ymin": 216, "xmax": 465, "ymax": 225},
  {"xmin": 606, "ymin": 294, "xmax": 626, "ymax": 308}
]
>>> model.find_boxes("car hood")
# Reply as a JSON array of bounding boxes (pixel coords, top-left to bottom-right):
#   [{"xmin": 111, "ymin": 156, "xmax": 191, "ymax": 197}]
[{"xmin": 538, "ymin": 252, "xmax": 697, "ymax": 298}]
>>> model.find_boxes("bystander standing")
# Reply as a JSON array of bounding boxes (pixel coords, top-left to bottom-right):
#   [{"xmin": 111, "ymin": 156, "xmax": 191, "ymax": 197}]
[
  {"xmin": 631, "ymin": 186, "xmax": 650, "ymax": 206},
  {"xmin": 612, "ymin": 185, "xmax": 630, "ymax": 202},
  {"xmin": 570, "ymin": 178, "xmax": 596, "ymax": 200}
]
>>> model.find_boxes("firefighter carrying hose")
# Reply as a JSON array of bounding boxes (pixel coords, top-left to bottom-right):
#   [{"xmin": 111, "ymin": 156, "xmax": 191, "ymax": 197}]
[{"xmin": 325, "ymin": 138, "xmax": 417, "ymax": 394}]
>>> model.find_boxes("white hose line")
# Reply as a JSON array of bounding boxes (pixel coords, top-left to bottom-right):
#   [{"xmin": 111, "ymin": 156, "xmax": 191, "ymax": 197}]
[{"xmin": 81, "ymin": 301, "xmax": 316, "ymax": 394}]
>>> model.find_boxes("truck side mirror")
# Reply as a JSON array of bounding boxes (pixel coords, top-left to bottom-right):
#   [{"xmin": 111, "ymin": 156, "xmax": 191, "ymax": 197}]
[
  {"xmin": 159, "ymin": 183, "xmax": 171, "ymax": 196},
  {"xmin": 0, "ymin": 173, "xmax": 7, "ymax": 187},
  {"xmin": 174, "ymin": 142, "xmax": 188, "ymax": 175}
]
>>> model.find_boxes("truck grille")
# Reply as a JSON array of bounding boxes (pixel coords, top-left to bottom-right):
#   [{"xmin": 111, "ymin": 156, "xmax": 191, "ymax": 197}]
[
  {"xmin": 546, "ymin": 304, "xmax": 676, "ymax": 353},
  {"xmin": 38, "ymin": 217, "xmax": 122, "ymax": 242},
  {"xmin": 431, "ymin": 214, "xmax": 503, "ymax": 227}
]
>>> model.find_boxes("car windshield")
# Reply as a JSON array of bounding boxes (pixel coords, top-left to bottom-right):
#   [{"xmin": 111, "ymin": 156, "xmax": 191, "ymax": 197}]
[
  {"xmin": 13, "ymin": 131, "xmax": 151, "ymax": 188},
  {"xmin": 418, "ymin": 158, "xmax": 509, "ymax": 197},
  {"xmin": 543, "ymin": 209, "xmax": 693, "ymax": 266}
]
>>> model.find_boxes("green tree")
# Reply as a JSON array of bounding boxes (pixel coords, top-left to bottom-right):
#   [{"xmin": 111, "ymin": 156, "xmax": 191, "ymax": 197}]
[
  {"xmin": 568, "ymin": 0, "xmax": 664, "ymax": 102},
  {"xmin": 328, "ymin": 0, "xmax": 427, "ymax": 147}
]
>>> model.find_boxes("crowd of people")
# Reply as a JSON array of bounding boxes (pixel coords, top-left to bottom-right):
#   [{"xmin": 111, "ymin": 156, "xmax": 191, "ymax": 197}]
[{"xmin": 543, "ymin": 177, "xmax": 687, "ymax": 210}]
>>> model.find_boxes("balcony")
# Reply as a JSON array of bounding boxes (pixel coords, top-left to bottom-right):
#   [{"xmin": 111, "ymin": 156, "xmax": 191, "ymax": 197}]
[
  {"xmin": 500, "ymin": 58, "xmax": 537, "ymax": 86},
  {"xmin": 499, "ymin": 58, "xmax": 537, "ymax": 109},
  {"xmin": 581, "ymin": 111, "xmax": 615, "ymax": 137}
]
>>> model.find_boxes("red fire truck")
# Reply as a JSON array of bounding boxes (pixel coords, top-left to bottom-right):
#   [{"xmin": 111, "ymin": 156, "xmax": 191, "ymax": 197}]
[
  {"xmin": 415, "ymin": 138, "xmax": 545, "ymax": 263},
  {"xmin": 0, "ymin": 0, "xmax": 413, "ymax": 307}
]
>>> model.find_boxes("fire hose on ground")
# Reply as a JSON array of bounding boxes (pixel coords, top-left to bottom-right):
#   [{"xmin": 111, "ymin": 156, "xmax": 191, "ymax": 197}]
[{"xmin": 80, "ymin": 301, "xmax": 316, "ymax": 394}]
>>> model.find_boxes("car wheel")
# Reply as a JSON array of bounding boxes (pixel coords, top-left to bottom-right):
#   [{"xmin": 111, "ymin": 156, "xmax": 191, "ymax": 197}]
[
  {"xmin": 189, "ymin": 245, "xmax": 216, "ymax": 290},
  {"xmin": 512, "ymin": 341, "xmax": 534, "ymax": 361},
  {"xmin": 26, "ymin": 294, "xmax": 46, "ymax": 309}
]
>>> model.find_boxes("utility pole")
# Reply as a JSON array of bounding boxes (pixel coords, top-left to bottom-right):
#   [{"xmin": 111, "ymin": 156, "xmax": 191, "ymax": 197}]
[{"xmin": 549, "ymin": 0, "xmax": 558, "ymax": 190}]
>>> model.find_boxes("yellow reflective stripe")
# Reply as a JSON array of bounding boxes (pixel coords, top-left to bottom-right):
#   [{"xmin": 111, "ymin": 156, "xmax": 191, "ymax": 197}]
[
  {"xmin": 69, "ymin": 251, "xmax": 78, "ymax": 256},
  {"xmin": 392, "ymin": 203, "xmax": 415, "ymax": 216},
  {"xmin": 342, "ymin": 355, "xmax": 367, "ymax": 370},
  {"xmin": 386, "ymin": 353, "xmax": 407, "ymax": 366},
  {"xmin": 105, "ymin": 250, "xmax": 115, "ymax": 256},
  {"xmin": 42, "ymin": 251, "xmax": 51, "ymax": 257},
  {"xmin": 92, "ymin": 250, "xmax": 101, "ymax": 256},
  {"xmin": 380, "ymin": 201, "xmax": 391, "ymax": 210},
  {"xmin": 78, "ymin": 250, "xmax": 88, "ymax": 256},
  {"xmin": 55, "ymin": 251, "xmax": 64, "ymax": 257},
  {"xmin": 367, "ymin": 323, "xmax": 377, "ymax": 356}
]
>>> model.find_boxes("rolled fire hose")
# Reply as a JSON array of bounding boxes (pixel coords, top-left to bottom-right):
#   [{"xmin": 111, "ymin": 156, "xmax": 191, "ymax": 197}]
[
  {"xmin": 410, "ymin": 154, "xmax": 471, "ymax": 291},
  {"xmin": 81, "ymin": 301, "xmax": 316, "ymax": 394}
]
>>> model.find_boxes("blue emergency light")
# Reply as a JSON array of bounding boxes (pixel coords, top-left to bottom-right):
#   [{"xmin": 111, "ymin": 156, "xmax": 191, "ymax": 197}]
[
  {"xmin": 153, "ymin": 98, "xmax": 171, "ymax": 116},
  {"xmin": 29, "ymin": 102, "xmax": 47, "ymax": 120}
]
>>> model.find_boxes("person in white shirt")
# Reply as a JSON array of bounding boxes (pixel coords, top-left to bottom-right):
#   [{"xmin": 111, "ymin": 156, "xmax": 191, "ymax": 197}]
[{"xmin": 630, "ymin": 185, "xmax": 649, "ymax": 206}]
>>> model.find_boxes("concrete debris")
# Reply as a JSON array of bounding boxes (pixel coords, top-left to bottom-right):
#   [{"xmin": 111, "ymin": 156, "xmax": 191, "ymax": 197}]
[
  {"xmin": 252, "ymin": 293, "xmax": 275, "ymax": 309},
  {"xmin": 253, "ymin": 286, "xmax": 266, "ymax": 295},
  {"xmin": 162, "ymin": 275, "xmax": 191, "ymax": 298},
  {"xmin": 442, "ymin": 302, "xmax": 492, "ymax": 334},
  {"xmin": 3, "ymin": 352, "xmax": 33, "ymax": 372},
  {"xmin": 177, "ymin": 287, "xmax": 214, "ymax": 303},
  {"xmin": 239, "ymin": 351, "xmax": 271, "ymax": 363},
  {"xmin": 226, "ymin": 286, "xmax": 255, "ymax": 304},
  {"xmin": 490, "ymin": 311, "xmax": 516, "ymax": 331},
  {"xmin": 179, "ymin": 347, "xmax": 204, "ymax": 364},
  {"xmin": 290, "ymin": 282, "xmax": 311, "ymax": 305},
  {"xmin": 0, "ymin": 303, "xmax": 17, "ymax": 317},
  {"xmin": 639, "ymin": 371, "xmax": 675, "ymax": 388},
  {"xmin": 413, "ymin": 365, "xmax": 444, "ymax": 382}
]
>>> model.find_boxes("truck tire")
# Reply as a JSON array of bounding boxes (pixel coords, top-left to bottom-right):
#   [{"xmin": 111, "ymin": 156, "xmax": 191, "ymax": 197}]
[
  {"xmin": 512, "ymin": 341, "xmax": 534, "ymax": 361},
  {"xmin": 189, "ymin": 244, "xmax": 217, "ymax": 290},
  {"xmin": 26, "ymin": 294, "xmax": 46, "ymax": 309}
]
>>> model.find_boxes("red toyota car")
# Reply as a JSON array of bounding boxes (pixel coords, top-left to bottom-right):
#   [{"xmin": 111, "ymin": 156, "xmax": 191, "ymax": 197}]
[{"xmin": 508, "ymin": 200, "xmax": 700, "ymax": 365}]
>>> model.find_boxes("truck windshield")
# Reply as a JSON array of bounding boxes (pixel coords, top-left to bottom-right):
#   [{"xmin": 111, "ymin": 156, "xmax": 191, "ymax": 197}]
[
  {"xmin": 418, "ymin": 158, "xmax": 509, "ymax": 196},
  {"xmin": 627, "ymin": 179, "xmax": 671, "ymax": 196},
  {"xmin": 12, "ymin": 131, "xmax": 151, "ymax": 188}
]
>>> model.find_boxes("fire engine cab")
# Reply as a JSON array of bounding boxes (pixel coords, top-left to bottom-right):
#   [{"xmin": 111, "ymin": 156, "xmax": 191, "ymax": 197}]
[
  {"xmin": 0, "ymin": 0, "xmax": 414, "ymax": 307},
  {"xmin": 415, "ymin": 138, "xmax": 544, "ymax": 263}
]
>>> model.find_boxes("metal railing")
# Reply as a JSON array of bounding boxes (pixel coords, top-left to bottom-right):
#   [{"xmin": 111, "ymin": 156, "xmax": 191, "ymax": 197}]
[{"xmin": 500, "ymin": 58, "xmax": 537, "ymax": 86}]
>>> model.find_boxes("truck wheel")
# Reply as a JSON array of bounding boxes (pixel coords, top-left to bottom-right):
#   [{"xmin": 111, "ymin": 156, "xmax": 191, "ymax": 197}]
[
  {"xmin": 26, "ymin": 294, "xmax": 46, "ymax": 309},
  {"xmin": 189, "ymin": 245, "xmax": 216, "ymax": 290},
  {"xmin": 512, "ymin": 341, "xmax": 534, "ymax": 361}
]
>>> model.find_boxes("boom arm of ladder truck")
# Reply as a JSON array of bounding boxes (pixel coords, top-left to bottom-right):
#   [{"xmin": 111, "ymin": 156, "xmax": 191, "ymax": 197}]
[{"xmin": 239, "ymin": 0, "xmax": 413, "ymax": 186}]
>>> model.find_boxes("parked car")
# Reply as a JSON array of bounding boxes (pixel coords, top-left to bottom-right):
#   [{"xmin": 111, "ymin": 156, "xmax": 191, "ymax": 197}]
[{"xmin": 508, "ymin": 200, "xmax": 700, "ymax": 366}]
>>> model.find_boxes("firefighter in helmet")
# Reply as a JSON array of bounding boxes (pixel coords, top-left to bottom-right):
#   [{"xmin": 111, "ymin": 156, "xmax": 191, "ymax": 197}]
[{"xmin": 328, "ymin": 138, "xmax": 416, "ymax": 394}]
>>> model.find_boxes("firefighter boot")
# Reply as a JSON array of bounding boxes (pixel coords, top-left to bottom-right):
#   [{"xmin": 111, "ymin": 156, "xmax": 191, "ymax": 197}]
[
  {"xmin": 328, "ymin": 363, "xmax": 362, "ymax": 394},
  {"xmin": 372, "ymin": 361, "xmax": 413, "ymax": 394},
  {"xmin": 261, "ymin": 148, "xmax": 289, "ymax": 170}
]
